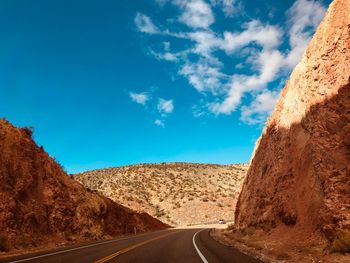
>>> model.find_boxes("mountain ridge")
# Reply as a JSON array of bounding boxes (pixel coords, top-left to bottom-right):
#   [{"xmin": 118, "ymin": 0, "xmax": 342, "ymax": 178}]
[{"xmin": 74, "ymin": 162, "xmax": 248, "ymax": 226}]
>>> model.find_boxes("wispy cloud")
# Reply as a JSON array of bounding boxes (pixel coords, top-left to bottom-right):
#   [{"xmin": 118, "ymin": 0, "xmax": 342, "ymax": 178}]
[
  {"xmin": 134, "ymin": 0, "xmax": 326, "ymax": 125},
  {"xmin": 154, "ymin": 119, "xmax": 165, "ymax": 127},
  {"xmin": 158, "ymin": 98, "xmax": 174, "ymax": 114},
  {"xmin": 177, "ymin": 0, "xmax": 215, "ymax": 29},
  {"xmin": 221, "ymin": 20, "xmax": 282, "ymax": 53},
  {"xmin": 209, "ymin": 49, "xmax": 284, "ymax": 115},
  {"xmin": 129, "ymin": 92, "xmax": 150, "ymax": 105},
  {"xmin": 129, "ymin": 91, "xmax": 174, "ymax": 127},
  {"xmin": 240, "ymin": 90, "xmax": 280, "ymax": 125},
  {"xmin": 134, "ymin": 13, "xmax": 159, "ymax": 34},
  {"xmin": 154, "ymin": 98, "xmax": 174, "ymax": 127},
  {"xmin": 180, "ymin": 59, "xmax": 226, "ymax": 93},
  {"xmin": 285, "ymin": 0, "xmax": 326, "ymax": 68},
  {"xmin": 210, "ymin": 0, "xmax": 239, "ymax": 17}
]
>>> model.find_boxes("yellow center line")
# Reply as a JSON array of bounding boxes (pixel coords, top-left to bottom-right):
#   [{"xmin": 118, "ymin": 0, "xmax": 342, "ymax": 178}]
[{"xmin": 94, "ymin": 230, "xmax": 182, "ymax": 263}]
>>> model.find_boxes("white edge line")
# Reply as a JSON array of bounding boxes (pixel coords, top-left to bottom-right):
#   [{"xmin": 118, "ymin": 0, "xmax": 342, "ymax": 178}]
[
  {"xmin": 8, "ymin": 230, "xmax": 169, "ymax": 263},
  {"xmin": 193, "ymin": 229, "xmax": 209, "ymax": 263}
]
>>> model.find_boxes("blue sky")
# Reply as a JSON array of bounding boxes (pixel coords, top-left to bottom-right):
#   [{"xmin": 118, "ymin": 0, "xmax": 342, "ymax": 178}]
[{"xmin": 0, "ymin": 0, "xmax": 331, "ymax": 173}]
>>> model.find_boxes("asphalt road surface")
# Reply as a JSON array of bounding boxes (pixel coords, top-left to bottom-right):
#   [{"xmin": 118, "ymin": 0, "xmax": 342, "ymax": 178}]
[{"xmin": 1, "ymin": 229, "xmax": 262, "ymax": 263}]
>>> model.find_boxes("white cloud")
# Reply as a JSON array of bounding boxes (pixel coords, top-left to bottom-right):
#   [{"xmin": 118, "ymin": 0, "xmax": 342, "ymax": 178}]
[
  {"xmin": 163, "ymin": 42, "xmax": 171, "ymax": 51},
  {"xmin": 134, "ymin": 13, "xmax": 159, "ymax": 34},
  {"xmin": 158, "ymin": 98, "xmax": 174, "ymax": 114},
  {"xmin": 129, "ymin": 91, "xmax": 173, "ymax": 126},
  {"xmin": 192, "ymin": 103, "xmax": 207, "ymax": 117},
  {"xmin": 207, "ymin": 0, "xmax": 325, "ymax": 116},
  {"xmin": 150, "ymin": 50, "xmax": 179, "ymax": 61},
  {"xmin": 178, "ymin": 0, "xmax": 215, "ymax": 29},
  {"xmin": 154, "ymin": 119, "xmax": 165, "ymax": 127},
  {"xmin": 148, "ymin": 19, "xmax": 283, "ymax": 115},
  {"xmin": 221, "ymin": 20, "xmax": 282, "ymax": 54},
  {"xmin": 129, "ymin": 92, "xmax": 150, "ymax": 105},
  {"xmin": 180, "ymin": 59, "xmax": 226, "ymax": 93},
  {"xmin": 188, "ymin": 31, "xmax": 222, "ymax": 56},
  {"xmin": 216, "ymin": 50, "xmax": 284, "ymax": 117},
  {"xmin": 135, "ymin": 0, "xmax": 326, "ymax": 124},
  {"xmin": 209, "ymin": 29, "xmax": 284, "ymax": 115},
  {"xmin": 162, "ymin": 52, "xmax": 178, "ymax": 61},
  {"xmin": 258, "ymin": 49, "xmax": 284, "ymax": 84},
  {"xmin": 285, "ymin": 0, "xmax": 326, "ymax": 68},
  {"xmin": 240, "ymin": 90, "xmax": 280, "ymax": 125},
  {"xmin": 210, "ymin": 0, "xmax": 237, "ymax": 17}
]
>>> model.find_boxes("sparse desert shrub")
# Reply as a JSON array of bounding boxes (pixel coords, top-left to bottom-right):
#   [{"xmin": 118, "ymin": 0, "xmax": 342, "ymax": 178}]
[
  {"xmin": 22, "ymin": 126, "xmax": 34, "ymax": 137},
  {"xmin": 330, "ymin": 231, "xmax": 350, "ymax": 254},
  {"xmin": 0, "ymin": 233, "xmax": 9, "ymax": 252},
  {"xmin": 155, "ymin": 208, "xmax": 166, "ymax": 217},
  {"xmin": 53, "ymin": 158, "xmax": 67, "ymax": 172},
  {"xmin": 174, "ymin": 202, "xmax": 181, "ymax": 208},
  {"xmin": 126, "ymin": 196, "xmax": 134, "ymax": 201}
]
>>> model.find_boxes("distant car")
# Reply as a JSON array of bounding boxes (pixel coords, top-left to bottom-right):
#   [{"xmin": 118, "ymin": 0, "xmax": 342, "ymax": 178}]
[{"xmin": 219, "ymin": 219, "xmax": 226, "ymax": 224}]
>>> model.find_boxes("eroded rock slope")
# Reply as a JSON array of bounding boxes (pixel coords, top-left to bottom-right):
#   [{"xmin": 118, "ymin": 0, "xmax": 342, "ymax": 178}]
[
  {"xmin": 235, "ymin": 0, "xmax": 350, "ymax": 248},
  {"xmin": 0, "ymin": 119, "xmax": 167, "ymax": 253}
]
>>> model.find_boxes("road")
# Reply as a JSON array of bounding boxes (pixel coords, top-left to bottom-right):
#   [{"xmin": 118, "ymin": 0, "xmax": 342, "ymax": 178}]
[{"xmin": 1, "ymin": 229, "xmax": 262, "ymax": 263}]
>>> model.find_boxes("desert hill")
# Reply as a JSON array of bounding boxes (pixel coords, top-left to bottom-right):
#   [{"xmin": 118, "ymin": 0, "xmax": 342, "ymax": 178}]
[
  {"xmin": 74, "ymin": 163, "xmax": 248, "ymax": 226},
  {"xmin": 0, "ymin": 119, "xmax": 167, "ymax": 254},
  {"xmin": 218, "ymin": 0, "xmax": 350, "ymax": 261}
]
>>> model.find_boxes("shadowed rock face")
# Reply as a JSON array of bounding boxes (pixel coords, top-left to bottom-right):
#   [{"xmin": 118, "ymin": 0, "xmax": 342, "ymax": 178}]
[
  {"xmin": 0, "ymin": 119, "xmax": 167, "ymax": 252},
  {"xmin": 235, "ymin": 0, "xmax": 350, "ymax": 245}
]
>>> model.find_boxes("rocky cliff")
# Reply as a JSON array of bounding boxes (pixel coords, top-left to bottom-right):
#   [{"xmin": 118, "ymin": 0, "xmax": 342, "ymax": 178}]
[
  {"xmin": 235, "ymin": 0, "xmax": 350, "ymax": 249},
  {"xmin": 0, "ymin": 119, "xmax": 167, "ymax": 253}
]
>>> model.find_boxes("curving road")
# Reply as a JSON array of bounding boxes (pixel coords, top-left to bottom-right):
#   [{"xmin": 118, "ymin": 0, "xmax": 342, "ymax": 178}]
[{"xmin": 1, "ymin": 229, "xmax": 262, "ymax": 263}]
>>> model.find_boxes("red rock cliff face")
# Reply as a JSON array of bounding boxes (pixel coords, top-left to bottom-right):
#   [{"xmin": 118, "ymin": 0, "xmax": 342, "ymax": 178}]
[
  {"xmin": 235, "ymin": 0, "xmax": 350, "ymax": 244},
  {"xmin": 0, "ymin": 119, "xmax": 167, "ymax": 252}
]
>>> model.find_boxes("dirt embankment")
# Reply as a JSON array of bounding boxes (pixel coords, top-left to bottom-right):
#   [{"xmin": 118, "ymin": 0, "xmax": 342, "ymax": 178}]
[{"xmin": 0, "ymin": 119, "xmax": 168, "ymax": 255}]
